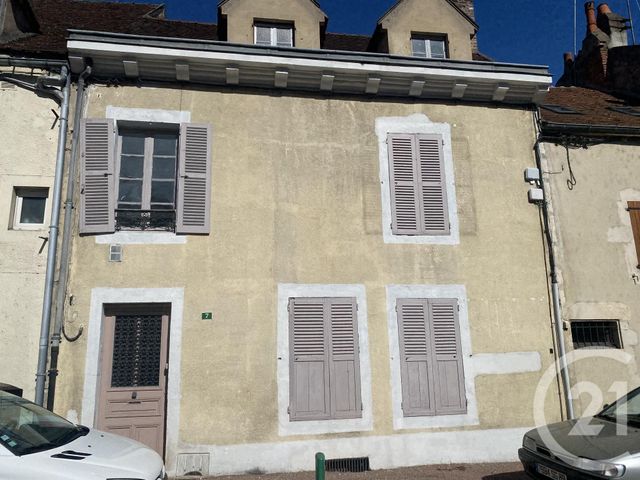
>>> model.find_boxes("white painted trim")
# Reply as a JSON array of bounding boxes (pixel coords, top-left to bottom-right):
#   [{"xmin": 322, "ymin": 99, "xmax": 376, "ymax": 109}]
[
  {"xmin": 106, "ymin": 106, "xmax": 190, "ymax": 124},
  {"xmin": 376, "ymin": 114, "xmax": 460, "ymax": 245},
  {"xmin": 386, "ymin": 285, "xmax": 542, "ymax": 431},
  {"xmin": 95, "ymin": 231, "xmax": 187, "ymax": 245},
  {"xmin": 386, "ymin": 284, "xmax": 476, "ymax": 430},
  {"xmin": 82, "ymin": 288, "xmax": 184, "ymax": 472},
  {"xmin": 69, "ymin": 41, "xmax": 552, "ymax": 85},
  {"xmin": 177, "ymin": 426, "xmax": 531, "ymax": 475},
  {"xmin": 276, "ymin": 284, "xmax": 373, "ymax": 436}
]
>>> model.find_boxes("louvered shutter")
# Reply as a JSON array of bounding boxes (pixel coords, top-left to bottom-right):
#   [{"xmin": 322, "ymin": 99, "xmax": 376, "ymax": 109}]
[
  {"xmin": 329, "ymin": 298, "xmax": 362, "ymax": 419},
  {"xmin": 397, "ymin": 299, "xmax": 436, "ymax": 416},
  {"xmin": 429, "ymin": 298, "xmax": 466, "ymax": 414},
  {"xmin": 176, "ymin": 123, "xmax": 212, "ymax": 234},
  {"xmin": 629, "ymin": 202, "xmax": 640, "ymax": 268},
  {"xmin": 388, "ymin": 134, "xmax": 420, "ymax": 234},
  {"xmin": 417, "ymin": 134, "xmax": 449, "ymax": 235},
  {"xmin": 79, "ymin": 118, "xmax": 116, "ymax": 234},
  {"xmin": 289, "ymin": 298, "xmax": 331, "ymax": 421}
]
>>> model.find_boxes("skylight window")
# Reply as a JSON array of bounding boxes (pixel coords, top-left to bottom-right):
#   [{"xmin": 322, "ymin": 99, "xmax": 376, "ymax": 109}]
[
  {"xmin": 540, "ymin": 104, "xmax": 580, "ymax": 114},
  {"xmin": 608, "ymin": 106, "xmax": 640, "ymax": 117}
]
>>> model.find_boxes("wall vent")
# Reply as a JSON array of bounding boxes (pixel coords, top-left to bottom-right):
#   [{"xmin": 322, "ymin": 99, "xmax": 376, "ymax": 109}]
[
  {"xmin": 176, "ymin": 453, "xmax": 210, "ymax": 476},
  {"xmin": 325, "ymin": 457, "xmax": 370, "ymax": 473},
  {"xmin": 109, "ymin": 244, "xmax": 123, "ymax": 262}
]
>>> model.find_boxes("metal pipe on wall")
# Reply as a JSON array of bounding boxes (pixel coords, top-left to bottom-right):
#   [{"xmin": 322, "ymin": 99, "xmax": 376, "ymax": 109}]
[
  {"xmin": 47, "ymin": 66, "xmax": 91, "ymax": 411},
  {"xmin": 34, "ymin": 65, "xmax": 71, "ymax": 406}
]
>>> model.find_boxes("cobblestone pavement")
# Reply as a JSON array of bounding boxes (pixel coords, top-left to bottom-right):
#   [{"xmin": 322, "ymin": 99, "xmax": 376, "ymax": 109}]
[{"xmin": 177, "ymin": 462, "xmax": 528, "ymax": 480}]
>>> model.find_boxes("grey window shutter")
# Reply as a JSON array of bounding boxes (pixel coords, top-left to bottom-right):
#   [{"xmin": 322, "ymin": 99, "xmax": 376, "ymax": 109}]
[
  {"xmin": 176, "ymin": 123, "xmax": 212, "ymax": 234},
  {"xmin": 289, "ymin": 298, "xmax": 331, "ymax": 421},
  {"xmin": 417, "ymin": 134, "xmax": 449, "ymax": 235},
  {"xmin": 397, "ymin": 299, "xmax": 436, "ymax": 416},
  {"xmin": 429, "ymin": 298, "xmax": 466, "ymax": 414},
  {"xmin": 79, "ymin": 118, "xmax": 116, "ymax": 234},
  {"xmin": 388, "ymin": 134, "xmax": 420, "ymax": 235},
  {"xmin": 328, "ymin": 298, "xmax": 362, "ymax": 419}
]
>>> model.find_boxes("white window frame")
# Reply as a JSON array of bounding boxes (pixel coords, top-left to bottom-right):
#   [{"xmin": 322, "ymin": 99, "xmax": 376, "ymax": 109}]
[
  {"xmin": 253, "ymin": 22, "xmax": 294, "ymax": 47},
  {"xmin": 12, "ymin": 187, "xmax": 49, "ymax": 230},
  {"xmin": 376, "ymin": 114, "xmax": 459, "ymax": 245},
  {"xmin": 411, "ymin": 34, "xmax": 448, "ymax": 59},
  {"xmin": 277, "ymin": 284, "xmax": 373, "ymax": 436}
]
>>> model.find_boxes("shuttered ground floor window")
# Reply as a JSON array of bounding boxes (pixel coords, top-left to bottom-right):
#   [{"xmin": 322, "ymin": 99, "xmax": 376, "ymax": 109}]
[
  {"xmin": 396, "ymin": 298, "xmax": 466, "ymax": 416},
  {"xmin": 289, "ymin": 297, "xmax": 362, "ymax": 421}
]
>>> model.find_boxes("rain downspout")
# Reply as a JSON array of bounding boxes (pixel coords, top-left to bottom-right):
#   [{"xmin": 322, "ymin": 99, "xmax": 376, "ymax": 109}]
[
  {"xmin": 34, "ymin": 65, "xmax": 71, "ymax": 406},
  {"xmin": 46, "ymin": 66, "xmax": 91, "ymax": 411},
  {"xmin": 534, "ymin": 139, "xmax": 575, "ymax": 420}
]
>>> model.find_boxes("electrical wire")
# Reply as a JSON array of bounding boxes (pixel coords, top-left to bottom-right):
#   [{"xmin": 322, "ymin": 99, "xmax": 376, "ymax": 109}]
[{"xmin": 565, "ymin": 145, "xmax": 577, "ymax": 190}]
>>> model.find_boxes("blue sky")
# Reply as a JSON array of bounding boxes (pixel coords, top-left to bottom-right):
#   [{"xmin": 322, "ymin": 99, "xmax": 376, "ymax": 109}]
[{"xmin": 101, "ymin": 0, "xmax": 640, "ymax": 81}]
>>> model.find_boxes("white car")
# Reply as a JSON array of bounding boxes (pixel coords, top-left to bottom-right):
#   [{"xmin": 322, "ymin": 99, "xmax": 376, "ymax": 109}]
[{"xmin": 0, "ymin": 390, "xmax": 166, "ymax": 480}]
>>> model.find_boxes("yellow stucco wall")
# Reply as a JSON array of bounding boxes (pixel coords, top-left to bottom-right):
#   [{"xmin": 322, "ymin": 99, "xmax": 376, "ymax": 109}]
[
  {"xmin": 543, "ymin": 142, "xmax": 640, "ymax": 416},
  {"xmin": 54, "ymin": 84, "xmax": 562, "ymax": 452},
  {"xmin": 220, "ymin": 0, "xmax": 325, "ymax": 49},
  {"xmin": 0, "ymin": 74, "xmax": 59, "ymax": 400},
  {"xmin": 380, "ymin": 0, "xmax": 475, "ymax": 60}
]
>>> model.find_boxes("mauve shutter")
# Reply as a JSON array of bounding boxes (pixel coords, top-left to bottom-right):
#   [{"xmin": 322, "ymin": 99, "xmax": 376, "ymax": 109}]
[
  {"xmin": 176, "ymin": 123, "xmax": 212, "ymax": 234},
  {"xmin": 328, "ymin": 298, "xmax": 362, "ymax": 419},
  {"xmin": 397, "ymin": 299, "xmax": 435, "ymax": 416},
  {"xmin": 388, "ymin": 134, "xmax": 420, "ymax": 235},
  {"xmin": 289, "ymin": 298, "xmax": 331, "ymax": 420},
  {"xmin": 417, "ymin": 134, "xmax": 449, "ymax": 235},
  {"xmin": 79, "ymin": 118, "xmax": 115, "ymax": 234},
  {"xmin": 429, "ymin": 298, "xmax": 466, "ymax": 415},
  {"xmin": 628, "ymin": 201, "xmax": 640, "ymax": 268}
]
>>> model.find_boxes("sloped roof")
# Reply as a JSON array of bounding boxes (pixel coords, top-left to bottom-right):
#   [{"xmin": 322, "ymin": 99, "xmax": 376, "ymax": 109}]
[
  {"xmin": 323, "ymin": 32, "xmax": 370, "ymax": 52},
  {"xmin": 378, "ymin": 0, "xmax": 478, "ymax": 30},
  {"xmin": 1, "ymin": 0, "xmax": 218, "ymax": 57},
  {"xmin": 539, "ymin": 87, "xmax": 640, "ymax": 131}
]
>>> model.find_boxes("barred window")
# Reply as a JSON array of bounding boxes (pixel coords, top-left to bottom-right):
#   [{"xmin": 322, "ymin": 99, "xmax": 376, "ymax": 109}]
[{"xmin": 571, "ymin": 321, "xmax": 622, "ymax": 349}]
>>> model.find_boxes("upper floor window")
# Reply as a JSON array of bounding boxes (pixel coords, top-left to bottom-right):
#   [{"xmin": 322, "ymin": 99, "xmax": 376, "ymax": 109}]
[
  {"xmin": 411, "ymin": 34, "xmax": 447, "ymax": 59},
  {"xmin": 254, "ymin": 22, "xmax": 294, "ymax": 47},
  {"xmin": 12, "ymin": 187, "xmax": 48, "ymax": 230}
]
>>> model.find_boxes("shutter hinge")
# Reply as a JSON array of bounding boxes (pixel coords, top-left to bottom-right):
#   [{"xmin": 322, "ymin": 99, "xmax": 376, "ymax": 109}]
[
  {"xmin": 361, "ymin": 402, "xmax": 363, "ymax": 411},
  {"xmin": 457, "ymin": 304, "xmax": 460, "ymax": 312},
  {"xmin": 287, "ymin": 406, "xmax": 290, "ymax": 414}
]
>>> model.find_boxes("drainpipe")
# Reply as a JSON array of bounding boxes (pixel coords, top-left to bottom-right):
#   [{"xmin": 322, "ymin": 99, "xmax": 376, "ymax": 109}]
[
  {"xmin": 34, "ymin": 65, "xmax": 71, "ymax": 407},
  {"xmin": 46, "ymin": 67, "xmax": 91, "ymax": 411},
  {"xmin": 534, "ymin": 139, "xmax": 575, "ymax": 420}
]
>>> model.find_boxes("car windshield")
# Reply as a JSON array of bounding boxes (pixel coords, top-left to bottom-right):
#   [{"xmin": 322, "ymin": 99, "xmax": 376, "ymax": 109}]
[
  {"xmin": 598, "ymin": 387, "xmax": 640, "ymax": 427},
  {"xmin": 0, "ymin": 391, "xmax": 87, "ymax": 456}
]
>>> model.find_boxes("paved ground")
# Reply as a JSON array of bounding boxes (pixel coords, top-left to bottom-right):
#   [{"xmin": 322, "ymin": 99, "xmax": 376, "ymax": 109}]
[{"xmin": 178, "ymin": 462, "xmax": 528, "ymax": 480}]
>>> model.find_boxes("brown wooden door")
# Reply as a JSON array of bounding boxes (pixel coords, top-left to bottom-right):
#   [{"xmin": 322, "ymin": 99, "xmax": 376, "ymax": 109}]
[{"xmin": 96, "ymin": 305, "xmax": 169, "ymax": 456}]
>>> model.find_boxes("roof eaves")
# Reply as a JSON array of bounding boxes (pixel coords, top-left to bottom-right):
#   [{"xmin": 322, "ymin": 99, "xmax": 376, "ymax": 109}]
[{"xmin": 540, "ymin": 120, "xmax": 640, "ymax": 138}]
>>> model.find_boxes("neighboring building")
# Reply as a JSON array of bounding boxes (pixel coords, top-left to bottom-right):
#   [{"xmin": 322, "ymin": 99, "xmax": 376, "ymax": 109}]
[
  {"xmin": 539, "ymin": 2, "xmax": 640, "ymax": 416},
  {"xmin": 2, "ymin": 0, "xmax": 560, "ymax": 476}
]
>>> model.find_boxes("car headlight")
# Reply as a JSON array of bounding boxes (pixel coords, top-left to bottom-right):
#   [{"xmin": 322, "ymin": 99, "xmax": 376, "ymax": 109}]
[
  {"xmin": 573, "ymin": 458, "xmax": 626, "ymax": 478},
  {"xmin": 522, "ymin": 435, "xmax": 537, "ymax": 452}
]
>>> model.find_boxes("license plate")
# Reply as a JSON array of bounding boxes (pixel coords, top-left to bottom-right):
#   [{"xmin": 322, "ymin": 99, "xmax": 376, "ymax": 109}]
[{"xmin": 536, "ymin": 463, "xmax": 567, "ymax": 480}]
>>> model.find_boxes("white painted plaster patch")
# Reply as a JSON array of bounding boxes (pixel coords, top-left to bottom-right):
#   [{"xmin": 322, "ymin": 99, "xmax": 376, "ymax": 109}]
[
  {"xmin": 106, "ymin": 106, "xmax": 191, "ymax": 124},
  {"xmin": 176, "ymin": 427, "xmax": 530, "ymax": 476},
  {"xmin": 82, "ymin": 288, "xmax": 184, "ymax": 473},
  {"xmin": 95, "ymin": 231, "xmax": 187, "ymax": 245},
  {"xmin": 608, "ymin": 188, "xmax": 640, "ymax": 277},
  {"xmin": 375, "ymin": 114, "xmax": 459, "ymax": 245},
  {"xmin": 386, "ymin": 285, "xmax": 542, "ymax": 431},
  {"xmin": 276, "ymin": 284, "xmax": 373, "ymax": 436}
]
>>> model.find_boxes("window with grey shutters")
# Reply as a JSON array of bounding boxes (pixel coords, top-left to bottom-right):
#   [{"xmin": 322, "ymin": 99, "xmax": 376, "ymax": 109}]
[
  {"xmin": 388, "ymin": 133, "xmax": 450, "ymax": 236},
  {"xmin": 289, "ymin": 297, "xmax": 362, "ymax": 421},
  {"xmin": 80, "ymin": 119, "xmax": 212, "ymax": 235},
  {"xmin": 397, "ymin": 298, "xmax": 465, "ymax": 417}
]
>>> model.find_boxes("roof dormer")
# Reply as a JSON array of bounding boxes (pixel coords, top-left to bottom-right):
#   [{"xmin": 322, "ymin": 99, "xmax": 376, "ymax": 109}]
[
  {"xmin": 218, "ymin": 0, "xmax": 327, "ymax": 49},
  {"xmin": 377, "ymin": 0, "xmax": 477, "ymax": 60}
]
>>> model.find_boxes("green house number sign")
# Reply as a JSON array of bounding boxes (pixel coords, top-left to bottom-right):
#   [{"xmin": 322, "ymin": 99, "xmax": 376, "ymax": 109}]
[{"xmin": 201, "ymin": 312, "xmax": 213, "ymax": 320}]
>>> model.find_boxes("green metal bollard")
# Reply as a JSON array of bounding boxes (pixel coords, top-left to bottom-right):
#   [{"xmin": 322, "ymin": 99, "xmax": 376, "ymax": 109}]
[{"xmin": 315, "ymin": 452, "xmax": 326, "ymax": 480}]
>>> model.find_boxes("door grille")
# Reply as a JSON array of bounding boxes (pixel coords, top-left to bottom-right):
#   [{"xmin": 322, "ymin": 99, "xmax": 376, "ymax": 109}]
[
  {"xmin": 325, "ymin": 457, "xmax": 370, "ymax": 473},
  {"xmin": 111, "ymin": 314, "xmax": 163, "ymax": 387}
]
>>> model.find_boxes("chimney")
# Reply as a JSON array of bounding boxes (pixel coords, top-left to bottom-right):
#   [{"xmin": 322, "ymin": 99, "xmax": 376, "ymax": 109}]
[
  {"xmin": 597, "ymin": 2, "xmax": 629, "ymax": 48},
  {"xmin": 585, "ymin": 1, "xmax": 598, "ymax": 34}
]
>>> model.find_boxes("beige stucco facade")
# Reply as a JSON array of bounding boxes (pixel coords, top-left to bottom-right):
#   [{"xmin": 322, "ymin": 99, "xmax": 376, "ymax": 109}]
[
  {"xmin": 0, "ymin": 72, "xmax": 58, "ymax": 400},
  {"xmin": 379, "ymin": 0, "xmax": 475, "ymax": 60},
  {"xmin": 52, "ymin": 82, "xmax": 562, "ymax": 475},
  {"xmin": 220, "ymin": 0, "xmax": 326, "ymax": 49},
  {"xmin": 541, "ymin": 141, "xmax": 640, "ymax": 416}
]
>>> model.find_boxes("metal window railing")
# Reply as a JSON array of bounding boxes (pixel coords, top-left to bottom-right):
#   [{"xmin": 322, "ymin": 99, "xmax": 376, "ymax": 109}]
[{"xmin": 115, "ymin": 209, "xmax": 176, "ymax": 231}]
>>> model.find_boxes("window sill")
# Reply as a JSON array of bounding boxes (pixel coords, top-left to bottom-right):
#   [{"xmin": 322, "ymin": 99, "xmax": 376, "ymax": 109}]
[
  {"xmin": 95, "ymin": 231, "xmax": 187, "ymax": 245},
  {"xmin": 11, "ymin": 224, "xmax": 47, "ymax": 231}
]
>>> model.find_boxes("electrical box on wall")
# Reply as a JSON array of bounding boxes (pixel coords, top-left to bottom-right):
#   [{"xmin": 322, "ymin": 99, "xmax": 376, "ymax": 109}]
[
  {"xmin": 528, "ymin": 188, "xmax": 544, "ymax": 203},
  {"xmin": 524, "ymin": 167, "xmax": 540, "ymax": 183}
]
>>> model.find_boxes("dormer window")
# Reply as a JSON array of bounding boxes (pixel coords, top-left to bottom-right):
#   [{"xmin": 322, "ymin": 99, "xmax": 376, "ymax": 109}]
[
  {"xmin": 411, "ymin": 34, "xmax": 447, "ymax": 59},
  {"xmin": 254, "ymin": 22, "xmax": 294, "ymax": 47}
]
